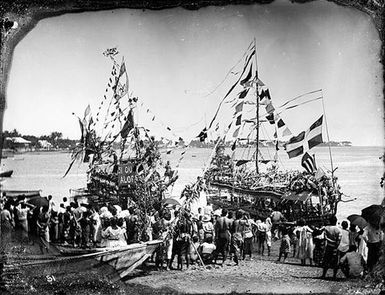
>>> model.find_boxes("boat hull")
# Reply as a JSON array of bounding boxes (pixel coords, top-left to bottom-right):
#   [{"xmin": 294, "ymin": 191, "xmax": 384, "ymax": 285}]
[
  {"xmin": 209, "ymin": 181, "xmax": 284, "ymax": 200},
  {"xmin": 3, "ymin": 240, "xmax": 162, "ymax": 284}
]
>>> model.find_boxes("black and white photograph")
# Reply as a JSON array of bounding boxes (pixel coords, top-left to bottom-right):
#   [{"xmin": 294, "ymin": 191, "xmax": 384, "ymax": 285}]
[{"xmin": 0, "ymin": 0, "xmax": 384, "ymax": 294}]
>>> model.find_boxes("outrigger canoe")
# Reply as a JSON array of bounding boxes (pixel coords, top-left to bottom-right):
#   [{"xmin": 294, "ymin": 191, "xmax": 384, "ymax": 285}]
[{"xmin": 3, "ymin": 240, "xmax": 162, "ymax": 284}]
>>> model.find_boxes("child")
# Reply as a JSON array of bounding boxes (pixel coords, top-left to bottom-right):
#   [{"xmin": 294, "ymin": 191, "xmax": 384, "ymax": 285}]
[{"xmin": 277, "ymin": 227, "xmax": 291, "ymax": 263}]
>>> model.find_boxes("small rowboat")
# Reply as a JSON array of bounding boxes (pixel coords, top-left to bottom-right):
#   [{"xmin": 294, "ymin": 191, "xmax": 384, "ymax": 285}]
[{"xmin": 3, "ymin": 240, "xmax": 162, "ymax": 284}]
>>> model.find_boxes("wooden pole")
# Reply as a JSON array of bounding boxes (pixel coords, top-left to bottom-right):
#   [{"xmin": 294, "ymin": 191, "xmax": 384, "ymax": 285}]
[
  {"xmin": 254, "ymin": 38, "xmax": 259, "ymax": 174},
  {"xmin": 190, "ymin": 238, "xmax": 206, "ymax": 268},
  {"xmin": 320, "ymin": 91, "xmax": 336, "ymax": 191}
]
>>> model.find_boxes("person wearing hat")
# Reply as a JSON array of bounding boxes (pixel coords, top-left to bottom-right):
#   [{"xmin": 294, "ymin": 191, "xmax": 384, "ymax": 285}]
[{"xmin": 202, "ymin": 214, "xmax": 214, "ymax": 241}]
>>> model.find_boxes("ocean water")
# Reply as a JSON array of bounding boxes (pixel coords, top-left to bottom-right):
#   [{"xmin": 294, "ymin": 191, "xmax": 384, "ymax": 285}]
[{"xmin": 1, "ymin": 146, "xmax": 384, "ymax": 221}]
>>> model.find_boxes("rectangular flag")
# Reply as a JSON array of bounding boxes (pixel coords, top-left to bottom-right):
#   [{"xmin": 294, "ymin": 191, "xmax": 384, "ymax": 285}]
[
  {"xmin": 120, "ymin": 109, "xmax": 134, "ymax": 138},
  {"xmin": 235, "ymin": 115, "xmax": 242, "ymax": 126},
  {"xmin": 265, "ymin": 102, "xmax": 275, "ymax": 115},
  {"xmin": 240, "ymin": 65, "xmax": 253, "ymax": 86},
  {"xmin": 306, "ymin": 115, "xmax": 323, "ymax": 149},
  {"xmin": 301, "ymin": 152, "xmax": 317, "ymax": 173},
  {"xmin": 284, "ymin": 131, "xmax": 305, "ymax": 158}
]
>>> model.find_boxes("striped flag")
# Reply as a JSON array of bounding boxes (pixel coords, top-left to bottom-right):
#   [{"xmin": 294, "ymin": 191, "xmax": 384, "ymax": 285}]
[
  {"xmin": 301, "ymin": 152, "xmax": 317, "ymax": 173},
  {"xmin": 306, "ymin": 115, "xmax": 323, "ymax": 149},
  {"xmin": 284, "ymin": 116, "xmax": 324, "ymax": 159},
  {"xmin": 284, "ymin": 131, "xmax": 305, "ymax": 158}
]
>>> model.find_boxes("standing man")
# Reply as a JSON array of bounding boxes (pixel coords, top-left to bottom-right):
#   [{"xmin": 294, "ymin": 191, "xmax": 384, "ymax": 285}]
[
  {"xmin": 362, "ymin": 222, "xmax": 384, "ymax": 272},
  {"xmin": 321, "ymin": 215, "xmax": 342, "ymax": 280},
  {"xmin": 214, "ymin": 209, "xmax": 231, "ymax": 265}
]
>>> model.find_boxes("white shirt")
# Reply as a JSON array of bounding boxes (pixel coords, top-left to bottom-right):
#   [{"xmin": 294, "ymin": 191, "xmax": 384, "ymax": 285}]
[{"xmin": 338, "ymin": 229, "xmax": 350, "ymax": 252}]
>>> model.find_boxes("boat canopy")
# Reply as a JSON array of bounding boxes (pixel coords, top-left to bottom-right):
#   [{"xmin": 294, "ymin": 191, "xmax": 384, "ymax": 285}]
[{"xmin": 2, "ymin": 190, "xmax": 41, "ymax": 198}]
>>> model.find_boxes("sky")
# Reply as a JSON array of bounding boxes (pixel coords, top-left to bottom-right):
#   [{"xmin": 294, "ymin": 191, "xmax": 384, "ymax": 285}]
[{"xmin": 4, "ymin": 0, "xmax": 384, "ymax": 146}]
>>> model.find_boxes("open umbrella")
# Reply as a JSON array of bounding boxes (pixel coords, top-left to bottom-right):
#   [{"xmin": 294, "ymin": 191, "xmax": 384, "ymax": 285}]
[
  {"xmin": 161, "ymin": 198, "xmax": 181, "ymax": 207},
  {"xmin": 361, "ymin": 204, "xmax": 385, "ymax": 227},
  {"xmin": 347, "ymin": 214, "xmax": 367, "ymax": 230},
  {"xmin": 27, "ymin": 196, "xmax": 49, "ymax": 208}
]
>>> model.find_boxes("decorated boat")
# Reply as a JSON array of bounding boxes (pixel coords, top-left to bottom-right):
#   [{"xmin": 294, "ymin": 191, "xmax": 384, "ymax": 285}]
[
  {"xmin": 200, "ymin": 40, "xmax": 345, "ymax": 224},
  {"xmin": 2, "ymin": 49, "xmax": 183, "ymax": 284}
]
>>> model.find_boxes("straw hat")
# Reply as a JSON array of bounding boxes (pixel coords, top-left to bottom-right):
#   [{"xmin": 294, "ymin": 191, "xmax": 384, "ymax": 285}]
[{"xmin": 202, "ymin": 215, "xmax": 211, "ymax": 222}]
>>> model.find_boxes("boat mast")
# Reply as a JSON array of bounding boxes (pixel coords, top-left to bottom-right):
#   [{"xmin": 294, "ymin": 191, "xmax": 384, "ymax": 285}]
[
  {"xmin": 320, "ymin": 90, "xmax": 337, "ymax": 213},
  {"xmin": 254, "ymin": 37, "xmax": 259, "ymax": 174},
  {"xmin": 320, "ymin": 90, "xmax": 335, "ymax": 180}
]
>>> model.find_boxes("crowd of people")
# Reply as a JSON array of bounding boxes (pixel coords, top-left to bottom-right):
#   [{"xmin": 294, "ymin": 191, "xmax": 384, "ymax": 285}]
[{"xmin": 0, "ymin": 193, "xmax": 383, "ymax": 280}]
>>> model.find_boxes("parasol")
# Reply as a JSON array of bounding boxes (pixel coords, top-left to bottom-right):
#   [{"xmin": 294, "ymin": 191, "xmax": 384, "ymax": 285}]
[
  {"xmin": 161, "ymin": 198, "xmax": 181, "ymax": 207},
  {"xmin": 27, "ymin": 196, "xmax": 49, "ymax": 208},
  {"xmin": 347, "ymin": 214, "xmax": 367, "ymax": 230},
  {"xmin": 361, "ymin": 204, "xmax": 385, "ymax": 228}
]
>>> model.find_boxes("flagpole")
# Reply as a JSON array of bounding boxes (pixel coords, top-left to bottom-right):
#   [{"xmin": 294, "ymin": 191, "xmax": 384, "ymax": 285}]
[
  {"xmin": 254, "ymin": 37, "xmax": 259, "ymax": 174},
  {"xmin": 320, "ymin": 90, "xmax": 335, "ymax": 188}
]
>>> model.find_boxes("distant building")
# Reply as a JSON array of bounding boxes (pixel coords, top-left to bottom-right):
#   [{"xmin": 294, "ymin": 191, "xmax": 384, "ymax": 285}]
[
  {"xmin": 5, "ymin": 137, "xmax": 31, "ymax": 152},
  {"xmin": 38, "ymin": 139, "xmax": 53, "ymax": 150}
]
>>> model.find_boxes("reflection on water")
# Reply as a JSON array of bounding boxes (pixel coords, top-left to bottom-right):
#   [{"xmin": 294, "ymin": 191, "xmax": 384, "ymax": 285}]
[{"xmin": 1, "ymin": 146, "xmax": 384, "ymax": 220}]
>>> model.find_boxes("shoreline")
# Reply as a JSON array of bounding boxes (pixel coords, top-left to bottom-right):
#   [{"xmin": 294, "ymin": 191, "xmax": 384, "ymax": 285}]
[{"xmin": 2, "ymin": 233, "xmax": 376, "ymax": 295}]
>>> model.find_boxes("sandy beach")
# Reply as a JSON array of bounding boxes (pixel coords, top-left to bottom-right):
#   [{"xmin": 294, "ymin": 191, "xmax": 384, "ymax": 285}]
[{"xmin": 2, "ymin": 235, "xmax": 381, "ymax": 295}]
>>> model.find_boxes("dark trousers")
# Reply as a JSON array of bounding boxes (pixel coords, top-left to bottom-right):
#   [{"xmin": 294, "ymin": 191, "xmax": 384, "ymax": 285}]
[
  {"xmin": 367, "ymin": 241, "xmax": 381, "ymax": 272},
  {"xmin": 215, "ymin": 237, "xmax": 229, "ymax": 263}
]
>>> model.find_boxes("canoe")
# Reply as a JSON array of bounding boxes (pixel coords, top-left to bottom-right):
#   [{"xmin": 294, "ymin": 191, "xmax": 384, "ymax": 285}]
[
  {"xmin": 3, "ymin": 240, "xmax": 162, "ymax": 283},
  {"xmin": 0, "ymin": 170, "xmax": 13, "ymax": 177}
]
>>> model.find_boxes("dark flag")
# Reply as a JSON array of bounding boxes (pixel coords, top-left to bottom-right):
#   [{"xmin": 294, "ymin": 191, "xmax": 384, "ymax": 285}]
[
  {"xmin": 197, "ymin": 128, "xmax": 207, "ymax": 142},
  {"xmin": 239, "ymin": 89, "xmax": 249, "ymax": 99},
  {"xmin": 235, "ymin": 114, "xmax": 242, "ymax": 126},
  {"xmin": 277, "ymin": 118, "xmax": 285, "ymax": 128},
  {"xmin": 259, "ymin": 89, "xmax": 271, "ymax": 105},
  {"xmin": 231, "ymin": 140, "xmax": 237, "ymax": 151},
  {"xmin": 236, "ymin": 160, "xmax": 249, "ymax": 166},
  {"xmin": 301, "ymin": 152, "xmax": 317, "ymax": 173},
  {"xmin": 266, "ymin": 113, "xmax": 275, "ymax": 124},
  {"xmin": 120, "ymin": 109, "xmax": 134, "ymax": 138}
]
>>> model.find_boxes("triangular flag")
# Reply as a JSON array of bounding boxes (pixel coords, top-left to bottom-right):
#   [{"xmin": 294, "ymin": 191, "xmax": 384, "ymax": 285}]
[
  {"xmin": 119, "ymin": 62, "xmax": 126, "ymax": 77},
  {"xmin": 239, "ymin": 89, "xmax": 249, "ymax": 99},
  {"xmin": 282, "ymin": 127, "xmax": 292, "ymax": 137},
  {"xmin": 233, "ymin": 127, "xmax": 240, "ymax": 138},
  {"xmin": 277, "ymin": 118, "xmax": 285, "ymax": 128},
  {"xmin": 234, "ymin": 102, "xmax": 244, "ymax": 115},
  {"xmin": 84, "ymin": 105, "xmax": 91, "ymax": 118}
]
